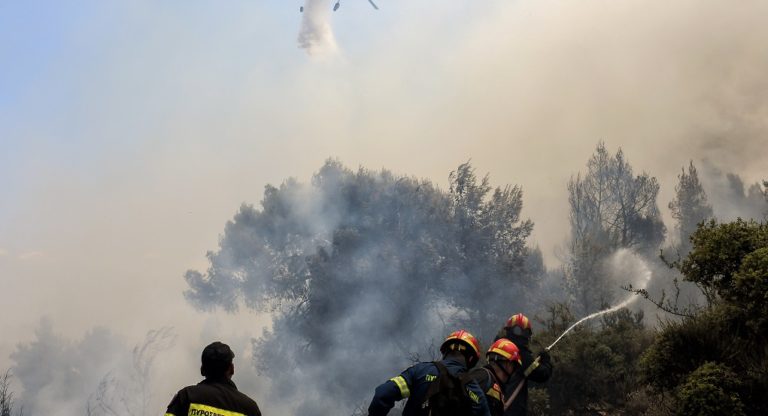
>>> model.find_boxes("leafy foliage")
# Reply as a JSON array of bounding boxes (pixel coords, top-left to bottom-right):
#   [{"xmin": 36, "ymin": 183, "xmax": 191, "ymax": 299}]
[
  {"xmin": 566, "ymin": 142, "xmax": 665, "ymax": 312},
  {"xmin": 639, "ymin": 306, "xmax": 729, "ymax": 393},
  {"xmin": 534, "ymin": 305, "xmax": 654, "ymax": 415},
  {"xmin": 676, "ymin": 362, "xmax": 745, "ymax": 416},
  {"xmin": 568, "ymin": 142, "xmax": 665, "ymax": 253},
  {"xmin": 668, "ymin": 161, "xmax": 713, "ymax": 255},
  {"xmin": 732, "ymin": 247, "xmax": 768, "ymax": 334},
  {"xmin": 527, "ymin": 387, "xmax": 550, "ymax": 416},
  {"xmin": 640, "ymin": 219, "xmax": 768, "ymax": 415},
  {"xmin": 184, "ymin": 160, "xmax": 538, "ymax": 413},
  {"xmin": 179, "ymin": 156, "xmax": 763, "ymax": 415},
  {"xmin": 681, "ymin": 219, "xmax": 768, "ymax": 302}
]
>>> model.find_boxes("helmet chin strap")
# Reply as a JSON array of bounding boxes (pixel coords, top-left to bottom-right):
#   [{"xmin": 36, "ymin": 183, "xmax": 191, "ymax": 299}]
[{"xmin": 490, "ymin": 359, "xmax": 514, "ymax": 381}]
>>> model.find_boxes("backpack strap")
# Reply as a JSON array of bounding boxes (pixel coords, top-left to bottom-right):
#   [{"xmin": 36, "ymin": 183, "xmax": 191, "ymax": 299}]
[
  {"xmin": 433, "ymin": 361, "xmax": 450, "ymax": 377},
  {"xmin": 437, "ymin": 361, "xmax": 474, "ymax": 402},
  {"xmin": 424, "ymin": 361, "xmax": 474, "ymax": 415},
  {"xmin": 480, "ymin": 367, "xmax": 494, "ymax": 390},
  {"xmin": 426, "ymin": 361, "xmax": 450, "ymax": 399}
]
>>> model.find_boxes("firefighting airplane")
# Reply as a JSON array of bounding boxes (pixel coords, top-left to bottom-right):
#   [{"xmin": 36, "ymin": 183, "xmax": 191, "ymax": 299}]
[{"xmin": 300, "ymin": 0, "xmax": 379, "ymax": 12}]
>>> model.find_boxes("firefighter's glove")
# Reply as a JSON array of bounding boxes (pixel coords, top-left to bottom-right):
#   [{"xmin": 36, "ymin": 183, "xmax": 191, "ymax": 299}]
[{"xmin": 538, "ymin": 350, "xmax": 551, "ymax": 365}]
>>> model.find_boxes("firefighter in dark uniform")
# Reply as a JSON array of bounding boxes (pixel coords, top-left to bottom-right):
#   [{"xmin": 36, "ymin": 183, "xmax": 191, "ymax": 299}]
[
  {"xmin": 466, "ymin": 339, "xmax": 522, "ymax": 416},
  {"xmin": 495, "ymin": 314, "xmax": 552, "ymax": 416},
  {"xmin": 165, "ymin": 341, "xmax": 262, "ymax": 416},
  {"xmin": 367, "ymin": 330, "xmax": 491, "ymax": 416}
]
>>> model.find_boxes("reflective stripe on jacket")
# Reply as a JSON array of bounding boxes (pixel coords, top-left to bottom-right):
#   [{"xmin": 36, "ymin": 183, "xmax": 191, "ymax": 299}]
[
  {"xmin": 501, "ymin": 336, "xmax": 552, "ymax": 416},
  {"xmin": 466, "ymin": 366, "xmax": 505, "ymax": 416},
  {"xmin": 165, "ymin": 378, "xmax": 261, "ymax": 416},
  {"xmin": 367, "ymin": 357, "xmax": 491, "ymax": 416}
]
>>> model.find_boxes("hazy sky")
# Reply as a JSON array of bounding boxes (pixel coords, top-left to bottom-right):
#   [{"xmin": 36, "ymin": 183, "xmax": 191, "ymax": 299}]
[{"xmin": 1, "ymin": 0, "xmax": 766, "ymax": 412}]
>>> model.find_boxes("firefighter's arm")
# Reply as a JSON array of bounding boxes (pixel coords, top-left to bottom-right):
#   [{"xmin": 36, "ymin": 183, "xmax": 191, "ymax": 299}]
[
  {"xmin": 527, "ymin": 350, "xmax": 553, "ymax": 383},
  {"xmin": 466, "ymin": 380, "xmax": 492, "ymax": 416},
  {"xmin": 367, "ymin": 367, "xmax": 414, "ymax": 416},
  {"xmin": 164, "ymin": 389, "xmax": 188, "ymax": 416}
]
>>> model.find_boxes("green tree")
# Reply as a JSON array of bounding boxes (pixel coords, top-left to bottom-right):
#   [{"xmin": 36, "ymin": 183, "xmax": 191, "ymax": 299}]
[
  {"xmin": 535, "ymin": 305, "xmax": 654, "ymax": 415},
  {"xmin": 184, "ymin": 160, "xmax": 538, "ymax": 415},
  {"xmin": 566, "ymin": 142, "xmax": 665, "ymax": 312},
  {"xmin": 447, "ymin": 162, "xmax": 535, "ymax": 335},
  {"xmin": 640, "ymin": 219, "xmax": 768, "ymax": 415},
  {"xmin": 681, "ymin": 219, "xmax": 768, "ymax": 303},
  {"xmin": 668, "ymin": 162, "xmax": 713, "ymax": 256},
  {"xmin": 676, "ymin": 362, "xmax": 745, "ymax": 416},
  {"xmin": 731, "ymin": 247, "xmax": 768, "ymax": 334}
]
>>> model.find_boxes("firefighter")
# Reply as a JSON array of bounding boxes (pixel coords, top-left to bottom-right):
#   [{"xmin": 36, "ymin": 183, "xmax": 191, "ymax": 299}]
[
  {"xmin": 466, "ymin": 339, "xmax": 523, "ymax": 416},
  {"xmin": 367, "ymin": 330, "xmax": 491, "ymax": 416},
  {"xmin": 165, "ymin": 341, "xmax": 262, "ymax": 416},
  {"xmin": 495, "ymin": 314, "xmax": 552, "ymax": 416}
]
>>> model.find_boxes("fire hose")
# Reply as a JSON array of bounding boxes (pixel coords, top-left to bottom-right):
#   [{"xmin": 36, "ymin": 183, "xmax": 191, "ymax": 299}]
[
  {"xmin": 502, "ymin": 348, "xmax": 549, "ymax": 411},
  {"xmin": 502, "ymin": 253, "xmax": 652, "ymax": 410}
]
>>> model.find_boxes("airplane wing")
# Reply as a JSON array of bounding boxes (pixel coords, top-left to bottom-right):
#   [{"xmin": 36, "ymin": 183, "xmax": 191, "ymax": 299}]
[{"xmin": 368, "ymin": 0, "xmax": 379, "ymax": 10}]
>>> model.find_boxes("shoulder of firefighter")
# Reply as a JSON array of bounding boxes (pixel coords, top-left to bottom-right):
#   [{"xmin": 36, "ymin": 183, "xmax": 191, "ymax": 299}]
[
  {"xmin": 367, "ymin": 357, "xmax": 491, "ymax": 416},
  {"xmin": 165, "ymin": 378, "xmax": 261, "ymax": 416}
]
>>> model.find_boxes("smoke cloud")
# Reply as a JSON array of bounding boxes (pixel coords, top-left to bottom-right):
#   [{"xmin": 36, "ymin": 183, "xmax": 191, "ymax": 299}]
[
  {"xmin": 298, "ymin": 0, "xmax": 339, "ymax": 56},
  {"xmin": 9, "ymin": 321, "xmax": 122, "ymax": 416},
  {"xmin": 184, "ymin": 161, "xmax": 541, "ymax": 414},
  {"xmin": 8, "ymin": 320, "xmax": 176, "ymax": 416},
  {"xmin": 699, "ymin": 160, "xmax": 767, "ymax": 222},
  {"xmin": 3, "ymin": 0, "xmax": 768, "ymax": 414}
]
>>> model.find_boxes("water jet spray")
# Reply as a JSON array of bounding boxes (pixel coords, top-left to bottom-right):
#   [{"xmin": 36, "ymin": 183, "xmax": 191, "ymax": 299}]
[{"xmin": 504, "ymin": 249, "xmax": 653, "ymax": 410}]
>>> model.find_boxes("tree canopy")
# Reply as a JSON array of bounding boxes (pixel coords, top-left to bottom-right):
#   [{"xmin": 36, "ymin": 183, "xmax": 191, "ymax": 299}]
[
  {"xmin": 640, "ymin": 219, "xmax": 768, "ymax": 415},
  {"xmin": 668, "ymin": 161, "xmax": 713, "ymax": 255},
  {"xmin": 566, "ymin": 143, "xmax": 665, "ymax": 312},
  {"xmin": 184, "ymin": 160, "xmax": 539, "ymax": 414}
]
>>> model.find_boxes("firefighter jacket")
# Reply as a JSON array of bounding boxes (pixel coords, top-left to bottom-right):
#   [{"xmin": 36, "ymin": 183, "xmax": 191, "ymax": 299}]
[
  {"xmin": 501, "ymin": 336, "xmax": 552, "ymax": 416},
  {"xmin": 367, "ymin": 357, "xmax": 492, "ymax": 416},
  {"xmin": 466, "ymin": 366, "xmax": 505, "ymax": 416},
  {"xmin": 165, "ymin": 377, "xmax": 262, "ymax": 416}
]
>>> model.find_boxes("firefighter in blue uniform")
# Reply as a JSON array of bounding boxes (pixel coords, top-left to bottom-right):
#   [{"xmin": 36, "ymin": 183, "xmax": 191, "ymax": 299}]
[{"xmin": 367, "ymin": 329, "xmax": 492, "ymax": 416}]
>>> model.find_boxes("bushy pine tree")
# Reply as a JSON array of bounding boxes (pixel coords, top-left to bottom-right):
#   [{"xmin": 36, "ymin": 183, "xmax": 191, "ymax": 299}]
[
  {"xmin": 566, "ymin": 142, "xmax": 665, "ymax": 312},
  {"xmin": 640, "ymin": 219, "xmax": 768, "ymax": 415},
  {"xmin": 668, "ymin": 162, "xmax": 713, "ymax": 256},
  {"xmin": 184, "ymin": 160, "xmax": 538, "ymax": 414}
]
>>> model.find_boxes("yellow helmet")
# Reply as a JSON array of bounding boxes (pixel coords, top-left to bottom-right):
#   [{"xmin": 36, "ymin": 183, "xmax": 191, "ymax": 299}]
[
  {"xmin": 487, "ymin": 338, "xmax": 522, "ymax": 366},
  {"xmin": 440, "ymin": 329, "xmax": 481, "ymax": 368},
  {"xmin": 505, "ymin": 313, "xmax": 533, "ymax": 337}
]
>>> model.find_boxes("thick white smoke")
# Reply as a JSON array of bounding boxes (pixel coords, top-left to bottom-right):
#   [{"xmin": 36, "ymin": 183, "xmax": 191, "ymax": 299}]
[
  {"xmin": 298, "ymin": 0, "xmax": 339, "ymax": 56},
  {"xmin": 547, "ymin": 249, "xmax": 653, "ymax": 350},
  {"xmin": 9, "ymin": 322, "xmax": 176, "ymax": 416},
  {"xmin": 699, "ymin": 160, "xmax": 767, "ymax": 222}
]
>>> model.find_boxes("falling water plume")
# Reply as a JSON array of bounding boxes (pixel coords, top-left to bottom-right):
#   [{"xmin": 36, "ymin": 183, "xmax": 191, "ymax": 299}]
[
  {"xmin": 298, "ymin": 0, "xmax": 339, "ymax": 56},
  {"xmin": 547, "ymin": 249, "xmax": 653, "ymax": 351}
]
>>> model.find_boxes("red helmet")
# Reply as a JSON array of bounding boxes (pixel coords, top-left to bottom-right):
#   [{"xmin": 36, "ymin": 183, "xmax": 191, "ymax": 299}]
[
  {"xmin": 440, "ymin": 329, "xmax": 481, "ymax": 368},
  {"xmin": 505, "ymin": 313, "xmax": 532, "ymax": 337},
  {"xmin": 487, "ymin": 338, "xmax": 522, "ymax": 366}
]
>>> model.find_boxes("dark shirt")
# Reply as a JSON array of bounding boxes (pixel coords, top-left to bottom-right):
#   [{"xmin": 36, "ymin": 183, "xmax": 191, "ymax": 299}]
[
  {"xmin": 165, "ymin": 377, "xmax": 262, "ymax": 416},
  {"xmin": 501, "ymin": 336, "xmax": 552, "ymax": 416},
  {"xmin": 466, "ymin": 366, "xmax": 505, "ymax": 416},
  {"xmin": 368, "ymin": 357, "xmax": 491, "ymax": 416}
]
